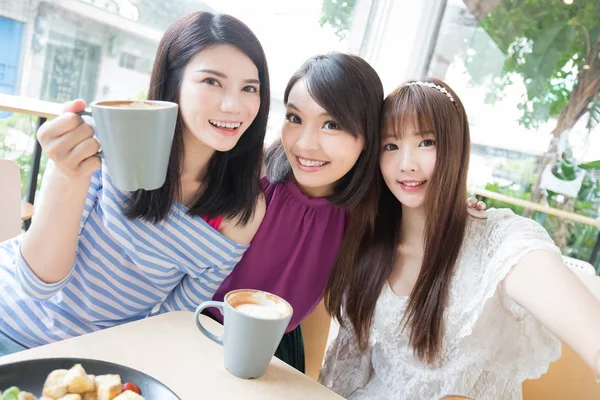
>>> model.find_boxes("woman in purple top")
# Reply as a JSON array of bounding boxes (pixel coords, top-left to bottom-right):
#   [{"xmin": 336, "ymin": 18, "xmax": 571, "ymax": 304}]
[{"xmin": 211, "ymin": 53, "xmax": 384, "ymax": 371}]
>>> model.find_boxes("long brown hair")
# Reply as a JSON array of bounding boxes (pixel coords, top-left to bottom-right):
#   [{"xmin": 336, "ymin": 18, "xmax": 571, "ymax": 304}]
[{"xmin": 325, "ymin": 78, "xmax": 471, "ymax": 364}]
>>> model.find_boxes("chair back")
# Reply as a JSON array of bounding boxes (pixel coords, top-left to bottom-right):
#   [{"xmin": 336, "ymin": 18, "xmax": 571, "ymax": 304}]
[
  {"xmin": 562, "ymin": 255, "xmax": 596, "ymax": 275},
  {"xmin": 0, "ymin": 159, "xmax": 21, "ymax": 242},
  {"xmin": 523, "ymin": 344, "xmax": 600, "ymax": 399}
]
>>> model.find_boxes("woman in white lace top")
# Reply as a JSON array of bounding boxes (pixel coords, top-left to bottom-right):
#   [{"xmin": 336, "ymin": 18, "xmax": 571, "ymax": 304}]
[{"xmin": 319, "ymin": 79, "xmax": 600, "ymax": 400}]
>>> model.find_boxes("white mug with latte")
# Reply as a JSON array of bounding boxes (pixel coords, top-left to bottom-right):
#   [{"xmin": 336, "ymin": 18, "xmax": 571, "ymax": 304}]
[{"xmin": 194, "ymin": 289, "xmax": 293, "ymax": 379}]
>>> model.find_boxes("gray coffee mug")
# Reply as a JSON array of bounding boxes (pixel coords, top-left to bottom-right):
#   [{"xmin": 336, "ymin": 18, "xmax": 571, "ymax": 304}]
[
  {"xmin": 79, "ymin": 100, "xmax": 178, "ymax": 191},
  {"xmin": 195, "ymin": 289, "xmax": 293, "ymax": 379}
]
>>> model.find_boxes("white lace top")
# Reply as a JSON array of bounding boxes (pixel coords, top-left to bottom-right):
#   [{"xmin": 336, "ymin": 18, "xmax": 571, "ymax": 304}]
[{"xmin": 319, "ymin": 209, "xmax": 562, "ymax": 400}]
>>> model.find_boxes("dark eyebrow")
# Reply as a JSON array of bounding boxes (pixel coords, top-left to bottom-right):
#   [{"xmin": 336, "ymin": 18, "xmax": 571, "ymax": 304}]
[
  {"xmin": 286, "ymin": 103, "xmax": 300, "ymax": 111},
  {"xmin": 194, "ymin": 68, "xmax": 261, "ymax": 85},
  {"xmin": 285, "ymin": 103, "xmax": 330, "ymax": 117}
]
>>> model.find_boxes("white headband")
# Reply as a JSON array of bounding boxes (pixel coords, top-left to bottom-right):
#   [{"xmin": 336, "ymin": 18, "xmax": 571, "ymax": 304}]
[{"xmin": 403, "ymin": 81, "xmax": 455, "ymax": 103}]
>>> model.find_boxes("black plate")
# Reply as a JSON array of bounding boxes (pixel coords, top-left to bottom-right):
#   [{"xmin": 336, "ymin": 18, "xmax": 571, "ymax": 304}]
[{"xmin": 0, "ymin": 357, "xmax": 180, "ymax": 399}]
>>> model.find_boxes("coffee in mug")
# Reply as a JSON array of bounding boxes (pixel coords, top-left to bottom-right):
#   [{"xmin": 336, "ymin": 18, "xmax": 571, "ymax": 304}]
[
  {"xmin": 103, "ymin": 101, "xmax": 172, "ymax": 109},
  {"xmin": 195, "ymin": 289, "xmax": 293, "ymax": 379},
  {"xmin": 229, "ymin": 290, "xmax": 290, "ymax": 319}
]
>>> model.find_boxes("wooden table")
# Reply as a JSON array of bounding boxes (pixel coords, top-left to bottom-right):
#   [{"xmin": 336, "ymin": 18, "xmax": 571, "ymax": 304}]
[
  {"xmin": 0, "ymin": 94, "xmax": 62, "ymax": 119},
  {"xmin": 0, "ymin": 311, "xmax": 342, "ymax": 400}
]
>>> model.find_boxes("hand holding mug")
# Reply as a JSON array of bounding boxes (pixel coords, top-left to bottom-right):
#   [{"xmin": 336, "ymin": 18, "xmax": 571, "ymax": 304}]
[{"xmin": 37, "ymin": 99, "xmax": 101, "ymax": 181}]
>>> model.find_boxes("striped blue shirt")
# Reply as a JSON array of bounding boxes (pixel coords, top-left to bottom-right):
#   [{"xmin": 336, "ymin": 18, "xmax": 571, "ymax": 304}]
[{"xmin": 0, "ymin": 163, "xmax": 248, "ymax": 348}]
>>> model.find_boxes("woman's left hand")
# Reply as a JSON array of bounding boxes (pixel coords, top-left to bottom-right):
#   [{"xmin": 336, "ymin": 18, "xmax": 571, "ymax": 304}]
[{"xmin": 467, "ymin": 197, "xmax": 486, "ymax": 211}]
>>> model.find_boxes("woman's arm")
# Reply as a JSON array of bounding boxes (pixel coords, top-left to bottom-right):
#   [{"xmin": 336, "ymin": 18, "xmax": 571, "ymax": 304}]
[
  {"xmin": 505, "ymin": 250, "xmax": 600, "ymax": 376},
  {"xmin": 21, "ymin": 100, "xmax": 101, "ymax": 284},
  {"xmin": 219, "ymin": 194, "xmax": 266, "ymax": 245},
  {"xmin": 573, "ymin": 270, "xmax": 600, "ymax": 303},
  {"xmin": 302, "ymin": 299, "xmax": 332, "ymax": 380}
]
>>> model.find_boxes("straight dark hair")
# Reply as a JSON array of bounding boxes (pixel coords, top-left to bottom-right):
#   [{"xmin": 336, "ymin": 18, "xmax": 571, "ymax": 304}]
[
  {"xmin": 325, "ymin": 78, "xmax": 471, "ymax": 364},
  {"xmin": 265, "ymin": 52, "xmax": 383, "ymax": 208},
  {"xmin": 125, "ymin": 12, "xmax": 270, "ymax": 224}
]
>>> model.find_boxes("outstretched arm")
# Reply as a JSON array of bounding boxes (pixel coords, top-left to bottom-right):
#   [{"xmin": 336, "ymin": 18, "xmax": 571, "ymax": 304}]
[{"xmin": 505, "ymin": 250, "xmax": 600, "ymax": 377}]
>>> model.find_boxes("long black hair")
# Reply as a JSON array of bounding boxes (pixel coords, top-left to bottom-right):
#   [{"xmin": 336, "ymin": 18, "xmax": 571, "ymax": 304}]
[
  {"xmin": 125, "ymin": 12, "xmax": 270, "ymax": 224},
  {"xmin": 265, "ymin": 52, "xmax": 383, "ymax": 208}
]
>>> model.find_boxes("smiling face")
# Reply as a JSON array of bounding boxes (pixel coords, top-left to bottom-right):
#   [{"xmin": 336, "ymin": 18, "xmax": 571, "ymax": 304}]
[
  {"xmin": 379, "ymin": 123, "xmax": 437, "ymax": 210},
  {"xmin": 281, "ymin": 79, "xmax": 365, "ymax": 198},
  {"xmin": 178, "ymin": 44, "xmax": 262, "ymax": 153}
]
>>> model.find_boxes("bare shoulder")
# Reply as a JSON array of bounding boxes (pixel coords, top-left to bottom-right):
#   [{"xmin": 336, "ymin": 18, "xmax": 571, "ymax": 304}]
[{"xmin": 219, "ymin": 194, "xmax": 267, "ymax": 246}]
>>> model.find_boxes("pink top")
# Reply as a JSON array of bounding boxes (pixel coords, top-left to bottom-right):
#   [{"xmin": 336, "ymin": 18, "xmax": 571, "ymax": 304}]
[{"xmin": 202, "ymin": 216, "xmax": 223, "ymax": 231}]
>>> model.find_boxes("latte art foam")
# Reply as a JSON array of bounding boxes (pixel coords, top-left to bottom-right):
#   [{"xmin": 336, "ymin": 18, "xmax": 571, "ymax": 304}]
[
  {"xmin": 114, "ymin": 101, "xmax": 167, "ymax": 109},
  {"xmin": 233, "ymin": 291, "xmax": 289, "ymax": 319}
]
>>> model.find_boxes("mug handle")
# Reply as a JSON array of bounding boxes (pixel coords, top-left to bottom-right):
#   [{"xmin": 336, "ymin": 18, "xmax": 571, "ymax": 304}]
[
  {"xmin": 76, "ymin": 110, "xmax": 104, "ymax": 158},
  {"xmin": 195, "ymin": 301, "xmax": 224, "ymax": 346}
]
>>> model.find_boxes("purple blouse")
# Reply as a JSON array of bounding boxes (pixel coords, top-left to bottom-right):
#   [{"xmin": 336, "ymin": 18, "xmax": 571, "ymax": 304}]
[{"xmin": 212, "ymin": 176, "xmax": 348, "ymax": 332}]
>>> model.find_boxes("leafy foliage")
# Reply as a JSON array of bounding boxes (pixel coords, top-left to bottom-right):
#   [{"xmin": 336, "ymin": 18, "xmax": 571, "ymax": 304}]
[
  {"xmin": 587, "ymin": 97, "xmax": 600, "ymax": 132},
  {"xmin": 479, "ymin": 180, "xmax": 600, "ymax": 269},
  {"xmin": 0, "ymin": 114, "xmax": 48, "ymax": 195},
  {"xmin": 464, "ymin": 0, "xmax": 600, "ymax": 129},
  {"xmin": 319, "ymin": 0, "xmax": 356, "ymax": 40}
]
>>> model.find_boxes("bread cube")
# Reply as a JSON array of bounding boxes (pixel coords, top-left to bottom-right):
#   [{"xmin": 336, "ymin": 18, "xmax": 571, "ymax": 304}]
[
  {"xmin": 88, "ymin": 375, "xmax": 96, "ymax": 392},
  {"xmin": 43, "ymin": 369, "xmax": 69, "ymax": 398},
  {"xmin": 82, "ymin": 392, "xmax": 98, "ymax": 400},
  {"xmin": 64, "ymin": 364, "xmax": 95, "ymax": 393},
  {"xmin": 113, "ymin": 391, "xmax": 144, "ymax": 400},
  {"xmin": 82, "ymin": 379, "xmax": 97, "ymax": 400},
  {"xmin": 57, "ymin": 395, "xmax": 82, "ymax": 400},
  {"xmin": 95, "ymin": 374, "xmax": 122, "ymax": 400},
  {"xmin": 17, "ymin": 392, "xmax": 37, "ymax": 400}
]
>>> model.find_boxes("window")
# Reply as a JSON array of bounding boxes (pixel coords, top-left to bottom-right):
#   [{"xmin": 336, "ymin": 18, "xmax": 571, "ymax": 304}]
[{"xmin": 426, "ymin": 0, "xmax": 600, "ymax": 263}]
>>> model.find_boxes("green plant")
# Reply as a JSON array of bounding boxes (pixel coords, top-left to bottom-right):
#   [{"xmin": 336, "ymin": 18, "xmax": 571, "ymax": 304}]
[
  {"xmin": 0, "ymin": 113, "xmax": 47, "ymax": 195},
  {"xmin": 133, "ymin": 89, "xmax": 148, "ymax": 100},
  {"xmin": 477, "ymin": 180, "xmax": 599, "ymax": 267},
  {"xmin": 463, "ymin": 0, "xmax": 600, "ymax": 207},
  {"xmin": 14, "ymin": 151, "xmax": 49, "ymax": 196},
  {"xmin": 319, "ymin": 0, "xmax": 356, "ymax": 40}
]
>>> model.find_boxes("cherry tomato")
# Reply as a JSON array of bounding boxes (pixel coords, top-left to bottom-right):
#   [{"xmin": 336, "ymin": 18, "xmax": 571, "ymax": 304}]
[{"xmin": 122, "ymin": 382, "xmax": 142, "ymax": 395}]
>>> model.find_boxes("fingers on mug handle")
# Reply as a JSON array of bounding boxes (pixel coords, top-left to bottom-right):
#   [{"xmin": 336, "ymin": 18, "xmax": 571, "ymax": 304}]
[
  {"xmin": 77, "ymin": 111, "xmax": 103, "ymax": 158},
  {"xmin": 76, "ymin": 110, "xmax": 92, "ymax": 117},
  {"xmin": 195, "ymin": 301, "xmax": 225, "ymax": 346}
]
